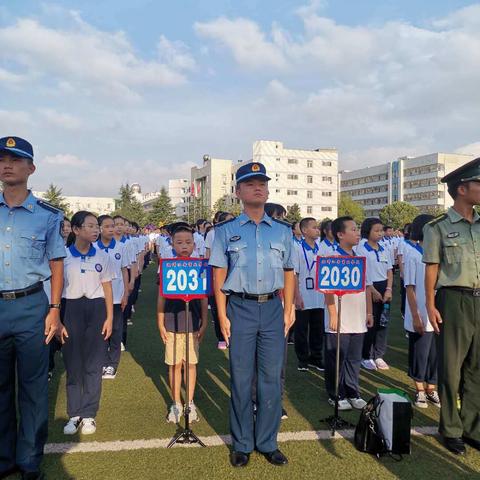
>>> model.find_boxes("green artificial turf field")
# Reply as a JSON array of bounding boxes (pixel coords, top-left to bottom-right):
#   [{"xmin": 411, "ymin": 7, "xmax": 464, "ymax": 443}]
[{"xmin": 7, "ymin": 264, "xmax": 480, "ymax": 479}]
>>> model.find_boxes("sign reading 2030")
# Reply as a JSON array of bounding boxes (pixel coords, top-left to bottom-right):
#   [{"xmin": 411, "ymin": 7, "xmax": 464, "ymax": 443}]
[
  {"xmin": 316, "ymin": 256, "xmax": 366, "ymax": 296},
  {"xmin": 159, "ymin": 258, "xmax": 213, "ymax": 301}
]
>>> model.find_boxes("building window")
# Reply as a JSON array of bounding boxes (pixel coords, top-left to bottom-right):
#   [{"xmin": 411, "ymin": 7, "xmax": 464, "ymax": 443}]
[
  {"xmin": 307, "ymin": 190, "xmax": 313, "ymax": 199},
  {"xmin": 287, "ymin": 174, "xmax": 298, "ymax": 180},
  {"xmin": 288, "ymin": 158, "xmax": 298, "ymax": 164},
  {"xmin": 307, "ymin": 160, "xmax": 313, "ymax": 168},
  {"xmin": 321, "ymin": 206, "xmax": 332, "ymax": 212},
  {"xmin": 287, "ymin": 190, "xmax": 298, "ymax": 196},
  {"xmin": 307, "ymin": 175, "xmax": 313, "ymax": 184},
  {"xmin": 322, "ymin": 161, "xmax": 332, "ymax": 166},
  {"xmin": 276, "ymin": 157, "xmax": 281, "ymax": 161},
  {"xmin": 322, "ymin": 176, "xmax": 332, "ymax": 183},
  {"xmin": 307, "ymin": 206, "xmax": 313, "ymax": 214},
  {"xmin": 276, "ymin": 189, "xmax": 280, "ymax": 193},
  {"xmin": 322, "ymin": 191, "xmax": 332, "ymax": 197}
]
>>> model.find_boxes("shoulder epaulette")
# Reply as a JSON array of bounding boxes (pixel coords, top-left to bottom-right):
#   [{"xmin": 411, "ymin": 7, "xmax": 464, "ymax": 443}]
[
  {"xmin": 272, "ymin": 217, "xmax": 292, "ymax": 228},
  {"xmin": 36, "ymin": 199, "xmax": 64, "ymax": 215},
  {"xmin": 426, "ymin": 213, "xmax": 448, "ymax": 227},
  {"xmin": 215, "ymin": 217, "xmax": 235, "ymax": 228}
]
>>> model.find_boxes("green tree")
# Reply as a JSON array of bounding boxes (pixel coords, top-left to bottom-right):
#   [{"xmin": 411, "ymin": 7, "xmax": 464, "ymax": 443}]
[
  {"xmin": 422, "ymin": 206, "xmax": 446, "ymax": 217},
  {"xmin": 113, "ymin": 183, "xmax": 146, "ymax": 226},
  {"xmin": 212, "ymin": 195, "xmax": 242, "ymax": 217},
  {"xmin": 184, "ymin": 196, "xmax": 211, "ymax": 224},
  {"xmin": 42, "ymin": 183, "xmax": 72, "ymax": 217},
  {"xmin": 147, "ymin": 187, "xmax": 176, "ymax": 226},
  {"xmin": 212, "ymin": 195, "xmax": 229, "ymax": 215},
  {"xmin": 379, "ymin": 201, "xmax": 420, "ymax": 230},
  {"xmin": 338, "ymin": 193, "xmax": 365, "ymax": 224},
  {"xmin": 286, "ymin": 203, "xmax": 302, "ymax": 223}
]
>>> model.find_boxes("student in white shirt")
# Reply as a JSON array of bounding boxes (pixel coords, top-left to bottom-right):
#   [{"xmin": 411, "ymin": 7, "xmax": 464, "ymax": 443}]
[
  {"xmin": 60, "ymin": 211, "xmax": 114, "ymax": 436},
  {"xmin": 357, "ymin": 218, "xmax": 393, "ymax": 371},
  {"xmin": 293, "ymin": 217, "xmax": 325, "ymax": 371},
  {"xmin": 317, "ymin": 219, "xmax": 337, "ymax": 256},
  {"xmin": 397, "ymin": 223, "xmax": 412, "ymax": 319},
  {"xmin": 97, "ymin": 215, "xmax": 130, "ymax": 379},
  {"xmin": 324, "ymin": 216, "xmax": 373, "ymax": 411},
  {"xmin": 404, "ymin": 214, "xmax": 440, "ymax": 409}
]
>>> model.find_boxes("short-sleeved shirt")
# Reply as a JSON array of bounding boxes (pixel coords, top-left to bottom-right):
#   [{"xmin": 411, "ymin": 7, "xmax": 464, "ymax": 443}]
[
  {"xmin": 0, "ymin": 191, "xmax": 66, "ymax": 290},
  {"xmin": 293, "ymin": 240, "xmax": 324, "ymax": 309},
  {"xmin": 317, "ymin": 238, "xmax": 337, "ymax": 257},
  {"xmin": 422, "ymin": 207, "xmax": 480, "ymax": 289},
  {"xmin": 404, "ymin": 243, "xmax": 433, "ymax": 333},
  {"xmin": 96, "ymin": 238, "xmax": 129, "ymax": 304},
  {"xmin": 209, "ymin": 212, "xmax": 294, "ymax": 294},
  {"xmin": 205, "ymin": 229, "xmax": 215, "ymax": 251},
  {"xmin": 355, "ymin": 241, "xmax": 392, "ymax": 283},
  {"xmin": 163, "ymin": 298, "xmax": 201, "ymax": 333},
  {"xmin": 62, "ymin": 244, "xmax": 114, "ymax": 299},
  {"xmin": 194, "ymin": 231, "xmax": 206, "ymax": 257}
]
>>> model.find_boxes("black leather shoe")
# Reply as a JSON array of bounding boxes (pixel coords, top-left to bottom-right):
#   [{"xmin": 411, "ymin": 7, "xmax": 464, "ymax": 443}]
[
  {"xmin": 263, "ymin": 449, "xmax": 288, "ymax": 466},
  {"xmin": 463, "ymin": 436, "xmax": 480, "ymax": 451},
  {"xmin": 21, "ymin": 471, "xmax": 44, "ymax": 480},
  {"xmin": 443, "ymin": 437, "xmax": 466, "ymax": 455},
  {"xmin": 229, "ymin": 451, "xmax": 250, "ymax": 467}
]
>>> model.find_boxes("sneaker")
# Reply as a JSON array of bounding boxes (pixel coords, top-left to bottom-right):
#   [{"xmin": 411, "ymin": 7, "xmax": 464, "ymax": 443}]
[
  {"xmin": 217, "ymin": 341, "xmax": 227, "ymax": 350},
  {"xmin": 375, "ymin": 358, "xmax": 389, "ymax": 370},
  {"xmin": 287, "ymin": 340, "xmax": 294, "ymax": 345},
  {"xmin": 328, "ymin": 398, "xmax": 352, "ymax": 411},
  {"xmin": 131, "ymin": 306, "xmax": 135, "ymax": 314},
  {"xmin": 102, "ymin": 366, "xmax": 116, "ymax": 379},
  {"xmin": 308, "ymin": 361, "xmax": 325, "ymax": 372},
  {"xmin": 414, "ymin": 391, "xmax": 428, "ymax": 409},
  {"xmin": 167, "ymin": 403, "xmax": 183, "ymax": 423},
  {"xmin": 297, "ymin": 363, "xmax": 309, "ymax": 372},
  {"xmin": 187, "ymin": 401, "xmax": 199, "ymax": 422},
  {"xmin": 81, "ymin": 418, "xmax": 96, "ymax": 435},
  {"xmin": 48, "ymin": 371, "xmax": 53, "ymax": 382},
  {"xmin": 426, "ymin": 390, "xmax": 441, "ymax": 407},
  {"xmin": 281, "ymin": 408, "xmax": 288, "ymax": 420},
  {"xmin": 361, "ymin": 359, "xmax": 377, "ymax": 370},
  {"xmin": 121, "ymin": 342, "xmax": 125, "ymax": 352},
  {"xmin": 127, "ymin": 319, "xmax": 133, "ymax": 326},
  {"xmin": 63, "ymin": 417, "xmax": 83, "ymax": 435},
  {"xmin": 348, "ymin": 397, "xmax": 367, "ymax": 409}
]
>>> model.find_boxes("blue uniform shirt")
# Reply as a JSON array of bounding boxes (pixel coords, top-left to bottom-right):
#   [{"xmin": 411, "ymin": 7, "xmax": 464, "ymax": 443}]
[
  {"xmin": 209, "ymin": 212, "xmax": 294, "ymax": 294},
  {"xmin": 0, "ymin": 191, "xmax": 66, "ymax": 290}
]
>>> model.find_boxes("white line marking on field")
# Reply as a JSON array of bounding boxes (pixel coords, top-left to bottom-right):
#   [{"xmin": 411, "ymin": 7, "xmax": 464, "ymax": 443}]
[{"xmin": 44, "ymin": 426, "xmax": 438, "ymax": 455}]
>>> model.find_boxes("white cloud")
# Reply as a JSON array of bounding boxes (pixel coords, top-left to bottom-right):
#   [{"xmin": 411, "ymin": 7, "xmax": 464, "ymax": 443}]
[
  {"xmin": 43, "ymin": 153, "xmax": 88, "ymax": 167},
  {"xmin": 455, "ymin": 142, "xmax": 480, "ymax": 158},
  {"xmin": 38, "ymin": 109, "xmax": 82, "ymax": 130},
  {"xmin": 157, "ymin": 35, "xmax": 196, "ymax": 72},
  {"xmin": 194, "ymin": 17, "xmax": 288, "ymax": 69}
]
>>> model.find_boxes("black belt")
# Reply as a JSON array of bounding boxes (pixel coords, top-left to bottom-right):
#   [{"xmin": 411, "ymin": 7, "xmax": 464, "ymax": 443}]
[
  {"xmin": 231, "ymin": 291, "xmax": 279, "ymax": 303},
  {"xmin": 442, "ymin": 286, "xmax": 480, "ymax": 297},
  {"xmin": 0, "ymin": 282, "xmax": 43, "ymax": 300}
]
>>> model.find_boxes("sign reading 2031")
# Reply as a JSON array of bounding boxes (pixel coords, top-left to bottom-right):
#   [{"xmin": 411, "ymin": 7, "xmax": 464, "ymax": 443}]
[
  {"xmin": 316, "ymin": 256, "xmax": 366, "ymax": 296},
  {"xmin": 159, "ymin": 258, "xmax": 213, "ymax": 301}
]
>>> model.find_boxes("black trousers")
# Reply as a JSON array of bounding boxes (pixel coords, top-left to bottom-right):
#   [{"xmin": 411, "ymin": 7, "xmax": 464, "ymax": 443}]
[
  {"xmin": 209, "ymin": 295, "xmax": 224, "ymax": 342},
  {"xmin": 362, "ymin": 279, "xmax": 389, "ymax": 360},
  {"xmin": 106, "ymin": 304, "xmax": 123, "ymax": 369},
  {"xmin": 294, "ymin": 308, "xmax": 324, "ymax": 364}
]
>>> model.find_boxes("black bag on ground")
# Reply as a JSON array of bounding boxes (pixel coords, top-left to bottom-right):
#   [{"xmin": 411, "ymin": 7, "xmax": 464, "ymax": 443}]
[{"xmin": 354, "ymin": 395, "xmax": 387, "ymax": 456}]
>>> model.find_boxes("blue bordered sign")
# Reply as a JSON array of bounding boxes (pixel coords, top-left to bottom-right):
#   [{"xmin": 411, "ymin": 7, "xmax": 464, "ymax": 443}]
[
  {"xmin": 316, "ymin": 256, "xmax": 366, "ymax": 296},
  {"xmin": 159, "ymin": 258, "xmax": 212, "ymax": 301}
]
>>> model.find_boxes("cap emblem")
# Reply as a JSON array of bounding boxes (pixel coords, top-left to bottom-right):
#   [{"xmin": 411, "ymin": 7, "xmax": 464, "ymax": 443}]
[
  {"xmin": 252, "ymin": 164, "xmax": 260, "ymax": 172},
  {"xmin": 6, "ymin": 138, "xmax": 15, "ymax": 147}
]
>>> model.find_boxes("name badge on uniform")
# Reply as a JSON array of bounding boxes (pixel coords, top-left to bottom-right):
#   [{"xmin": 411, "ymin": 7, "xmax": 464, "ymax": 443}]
[
  {"xmin": 229, "ymin": 235, "xmax": 241, "ymax": 242},
  {"xmin": 447, "ymin": 232, "xmax": 459, "ymax": 238},
  {"xmin": 305, "ymin": 277, "xmax": 315, "ymax": 290},
  {"xmin": 80, "ymin": 257, "xmax": 97, "ymax": 272}
]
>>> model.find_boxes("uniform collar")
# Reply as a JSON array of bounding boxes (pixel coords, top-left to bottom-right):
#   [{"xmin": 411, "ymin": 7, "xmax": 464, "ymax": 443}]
[
  {"xmin": 0, "ymin": 190, "xmax": 36, "ymax": 213},
  {"xmin": 363, "ymin": 242, "xmax": 384, "ymax": 253},
  {"xmin": 238, "ymin": 212, "xmax": 272, "ymax": 226},
  {"xmin": 120, "ymin": 235, "xmax": 127, "ymax": 243},
  {"xmin": 69, "ymin": 244, "xmax": 96, "ymax": 257},
  {"xmin": 301, "ymin": 238, "xmax": 318, "ymax": 253},
  {"xmin": 447, "ymin": 206, "xmax": 480, "ymax": 224},
  {"xmin": 97, "ymin": 238, "xmax": 116, "ymax": 250}
]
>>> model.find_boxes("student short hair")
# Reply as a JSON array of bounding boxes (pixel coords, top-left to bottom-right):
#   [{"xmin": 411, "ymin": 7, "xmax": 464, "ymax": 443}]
[
  {"xmin": 196, "ymin": 219, "xmax": 207, "ymax": 228},
  {"xmin": 403, "ymin": 223, "xmax": 412, "ymax": 240},
  {"xmin": 172, "ymin": 226, "xmax": 194, "ymax": 238},
  {"xmin": 218, "ymin": 212, "xmax": 234, "ymax": 222},
  {"xmin": 360, "ymin": 217, "xmax": 383, "ymax": 239},
  {"xmin": 265, "ymin": 203, "xmax": 287, "ymax": 218},
  {"xmin": 300, "ymin": 217, "xmax": 316, "ymax": 232},
  {"xmin": 98, "ymin": 214, "xmax": 113, "ymax": 226},
  {"xmin": 319, "ymin": 219, "xmax": 332, "ymax": 241},
  {"xmin": 331, "ymin": 216, "xmax": 354, "ymax": 243},
  {"xmin": 383, "ymin": 225, "xmax": 393, "ymax": 231},
  {"xmin": 410, "ymin": 215, "xmax": 434, "ymax": 242},
  {"xmin": 213, "ymin": 211, "xmax": 226, "ymax": 223},
  {"xmin": 112, "ymin": 215, "xmax": 124, "ymax": 222}
]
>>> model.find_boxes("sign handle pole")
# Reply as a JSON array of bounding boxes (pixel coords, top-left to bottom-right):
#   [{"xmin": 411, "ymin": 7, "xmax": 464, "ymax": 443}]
[{"xmin": 167, "ymin": 299, "xmax": 206, "ymax": 448}]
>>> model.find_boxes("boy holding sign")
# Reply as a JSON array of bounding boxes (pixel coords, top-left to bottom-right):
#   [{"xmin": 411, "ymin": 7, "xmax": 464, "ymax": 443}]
[
  {"xmin": 324, "ymin": 216, "xmax": 373, "ymax": 411},
  {"xmin": 157, "ymin": 227, "xmax": 208, "ymax": 424}
]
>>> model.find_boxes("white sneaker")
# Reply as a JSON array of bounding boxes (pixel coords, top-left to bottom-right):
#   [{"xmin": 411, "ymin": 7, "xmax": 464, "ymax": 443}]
[
  {"xmin": 217, "ymin": 341, "xmax": 227, "ymax": 350},
  {"xmin": 328, "ymin": 398, "xmax": 352, "ymax": 411},
  {"xmin": 167, "ymin": 403, "xmax": 183, "ymax": 423},
  {"xmin": 102, "ymin": 366, "xmax": 116, "ymax": 379},
  {"xmin": 348, "ymin": 397, "xmax": 367, "ymax": 409},
  {"xmin": 361, "ymin": 359, "xmax": 377, "ymax": 370},
  {"xmin": 63, "ymin": 416, "xmax": 82, "ymax": 435},
  {"xmin": 415, "ymin": 391, "xmax": 428, "ymax": 409},
  {"xmin": 187, "ymin": 401, "xmax": 199, "ymax": 422},
  {"xmin": 121, "ymin": 343, "xmax": 125, "ymax": 352},
  {"xmin": 127, "ymin": 319, "xmax": 133, "ymax": 326},
  {"xmin": 375, "ymin": 358, "xmax": 390, "ymax": 370},
  {"xmin": 81, "ymin": 418, "xmax": 97, "ymax": 435},
  {"xmin": 426, "ymin": 390, "xmax": 441, "ymax": 408}
]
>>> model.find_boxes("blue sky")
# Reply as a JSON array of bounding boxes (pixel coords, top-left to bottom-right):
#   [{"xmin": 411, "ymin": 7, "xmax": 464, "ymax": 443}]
[{"xmin": 1, "ymin": 1, "xmax": 479, "ymax": 196}]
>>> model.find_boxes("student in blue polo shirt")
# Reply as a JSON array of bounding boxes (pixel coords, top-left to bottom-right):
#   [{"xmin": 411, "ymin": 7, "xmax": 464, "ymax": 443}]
[
  {"xmin": 357, "ymin": 218, "xmax": 393, "ymax": 371},
  {"xmin": 61, "ymin": 211, "xmax": 114, "ymax": 436}
]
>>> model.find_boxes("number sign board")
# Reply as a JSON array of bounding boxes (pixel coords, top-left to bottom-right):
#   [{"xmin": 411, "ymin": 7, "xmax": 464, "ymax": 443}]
[
  {"xmin": 159, "ymin": 258, "xmax": 212, "ymax": 301},
  {"xmin": 316, "ymin": 256, "xmax": 366, "ymax": 296}
]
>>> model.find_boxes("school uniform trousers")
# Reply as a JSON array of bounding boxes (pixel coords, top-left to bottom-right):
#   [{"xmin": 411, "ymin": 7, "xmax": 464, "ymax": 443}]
[
  {"xmin": 106, "ymin": 304, "xmax": 123, "ymax": 369},
  {"xmin": 62, "ymin": 297, "xmax": 107, "ymax": 418},
  {"xmin": 294, "ymin": 308, "xmax": 324, "ymax": 365},
  {"xmin": 408, "ymin": 332, "xmax": 437, "ymax": 384}
]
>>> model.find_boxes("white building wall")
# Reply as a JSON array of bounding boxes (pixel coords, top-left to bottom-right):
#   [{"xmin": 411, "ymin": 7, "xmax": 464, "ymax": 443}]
[
  {"xmin": 168, "ymin": 178, "xmax": 189, "ymax": 218},
  {"xmin": 33, "ymin": 192, "xmax": 116, "ymax": 216}
]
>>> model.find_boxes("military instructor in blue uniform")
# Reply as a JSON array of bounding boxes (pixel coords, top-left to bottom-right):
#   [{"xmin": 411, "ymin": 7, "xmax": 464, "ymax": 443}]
[
  {"xmin": 209, "ymin": 162, "xmax": 295, "ymax": 467},
  {"xmin": 0, "ymin": 137, "xmax": 66, "ymax": 480}
]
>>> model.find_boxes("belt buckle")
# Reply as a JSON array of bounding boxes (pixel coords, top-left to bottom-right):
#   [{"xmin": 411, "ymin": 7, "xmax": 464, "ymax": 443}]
[
  {"xmin": 2, "ymin": 292, "xmax": 16, "ymax": 300},
  {"xmin": 473, "ymin": 289, "xmax": 480, "ymax": 297},
  {"xmin": 257, "ymin": 294, "xmax": 269, "ymax": 303}
]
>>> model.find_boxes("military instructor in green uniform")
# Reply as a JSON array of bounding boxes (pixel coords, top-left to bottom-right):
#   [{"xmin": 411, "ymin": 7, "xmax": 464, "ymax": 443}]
[{"xmin": 423, "ymin": 157, "xmax": 480, "ymax": 455}]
